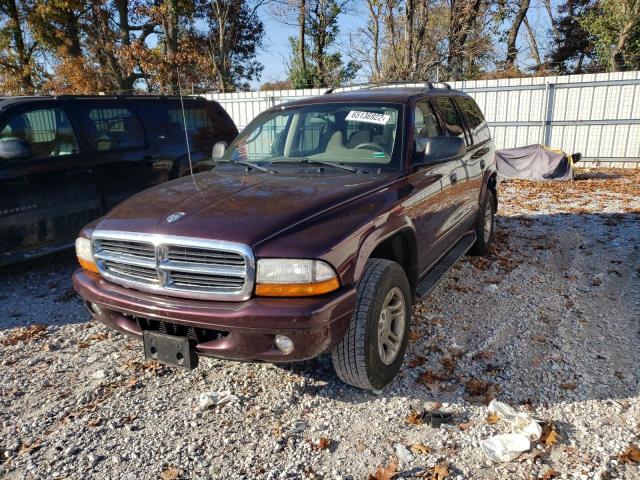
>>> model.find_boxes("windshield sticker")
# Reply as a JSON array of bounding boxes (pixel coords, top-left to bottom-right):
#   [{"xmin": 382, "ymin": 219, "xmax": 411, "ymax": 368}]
[
  {"xmin": 346, "ymin": 110, "xmax": 391, "ymax": 125},
  {"xmin": 372, "ymin": 151, "xmax": 386, "ymax": 158}
]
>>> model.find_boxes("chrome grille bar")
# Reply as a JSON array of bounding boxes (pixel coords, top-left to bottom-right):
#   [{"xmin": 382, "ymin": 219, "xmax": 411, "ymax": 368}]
[{"xmin": 92, "ymin": 231, "xmax": 255, "ymax": 301}]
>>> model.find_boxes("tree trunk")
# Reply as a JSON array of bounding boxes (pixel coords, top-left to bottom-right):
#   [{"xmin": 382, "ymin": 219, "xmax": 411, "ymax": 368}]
[
  {"xmin": 298, "ymin": 0, "xmax": 306, "ymax": 72},
  {"xmin": 4, "ymin": 0, "xmax": 34, "ymax": 91},
  {"xmin": 366, "ymin": 0, "xmax": 380, "ymax": 80},
  {"xmin": 505, "ymin": 0, "xmax": 530, "ymax": 69},
  {"xmin": 523, "ymin": 16, "xmax": 541, "ymax": 67},
  {"xmin": 611, "ymin": 19, "xmax": 635, "ymax": 72},
  {"xmin": 164, "ymin": 0, "xmax": 179, "ymax": 93}
]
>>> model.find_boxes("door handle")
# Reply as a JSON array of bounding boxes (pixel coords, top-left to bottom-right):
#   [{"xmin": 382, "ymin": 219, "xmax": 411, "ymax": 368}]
[{"xmin": 450, "ymin": 172, "xmax": 458, "ymax": 184}]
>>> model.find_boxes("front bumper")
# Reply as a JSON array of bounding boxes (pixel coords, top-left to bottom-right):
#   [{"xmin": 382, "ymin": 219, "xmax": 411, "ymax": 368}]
[{"xmin": 72, "ymin": 269, "xmax": 355, "ymax": 362}]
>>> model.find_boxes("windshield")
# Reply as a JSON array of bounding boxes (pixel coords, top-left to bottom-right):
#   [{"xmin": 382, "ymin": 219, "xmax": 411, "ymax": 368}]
[{"xmin": 223, "ymin": 103, "xmax": 403, "ymax": 169}]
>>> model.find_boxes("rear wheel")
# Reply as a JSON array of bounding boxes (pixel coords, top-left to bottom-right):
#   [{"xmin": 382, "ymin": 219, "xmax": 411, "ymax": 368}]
[
  {"xmin": 469, "ymin": 190, "xmax": 495, "ymax": 256},
  {"xmin": 331, "ymin": 258, "xmax": 411, "ymax": 390}
]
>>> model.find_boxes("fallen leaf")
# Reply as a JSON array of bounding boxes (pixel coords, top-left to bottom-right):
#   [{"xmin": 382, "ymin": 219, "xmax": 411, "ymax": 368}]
[
  {"xmin": 541, "ymin": 469, "xmax": 560, "ymax": 480},
  {"xmin": 619, "ymin": 444, "xmax": 640, "ymax": 463},
  {"xmin": 465, "ymin": 378, "xmax": 490, "ymax": 396},
  {"xmin": 559, "ymin": 382, "xmax": 577, "ymax": 390},
  {"xmin": 407, "ymin": 356, "xmax": 426, "ymax": 368},
  {"xmin": 517, "ymin": 449, "xmax": 544, "ymax": 463},
  {"xmin": 368, "ymin": 456, "xmax": 399, "ymax": 480},
  {"xmin": 540, "ymin": 422, "xmax": 559, "ymax": 446},
  {"xmin": 417, "ymin": 463, "xmax": 450, "ymax": 479},
  {"xmin": 457, "ymin": 421, "xmax": 472, "ymax": 431},
  {"xmin": 472, "ymin": 350, "xmax": 494, "ymax": 360},
  {"xmin": 317, "ymin": 437, "xmax": 330, "ymax": 450},
  {"xmin": 405, "ymin": 410, "xmax": 424, "ymax": 425},
  {"xmin": 486, "ymin": 413, "xmax": 500, "ymax": 424},
  {"xmin": 408, "ymin": 330, "xmax": 422, "ymax": 342},
  {"xmin": 160, "ymin": 466, "xmax": 180, "ymax": 480},
  {"xmin": 88, "ymin": 332, "xmax": 109, "ymax": 342},
  {"xmin": 410, "ymin": 443, "xmax": 430, "ymax": 455},
  {"xmin": 419, "ymin": 370, "xmax": 452, "ymax": 383}
]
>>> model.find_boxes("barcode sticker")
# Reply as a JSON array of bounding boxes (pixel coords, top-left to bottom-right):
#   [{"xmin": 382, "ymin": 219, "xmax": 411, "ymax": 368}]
[{"xmin": 345, "ymin": 111, "xmax": 391, "ymax": 125}]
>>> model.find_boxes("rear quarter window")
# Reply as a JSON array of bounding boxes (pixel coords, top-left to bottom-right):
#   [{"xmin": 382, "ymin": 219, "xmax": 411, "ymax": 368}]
[
  {"xmin": 165, "ymin": 102, "xmax": 237, "ymax": 152},
  {"xmin": 457, "ymin": 97, "xmax": 491, "ymax": 145}
]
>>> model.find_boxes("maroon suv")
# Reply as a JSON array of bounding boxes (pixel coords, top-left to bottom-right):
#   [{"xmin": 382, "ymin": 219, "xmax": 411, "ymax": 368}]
[{"xmin": 73, "ymin": 84, "xmax": 497, "ymax": 390}]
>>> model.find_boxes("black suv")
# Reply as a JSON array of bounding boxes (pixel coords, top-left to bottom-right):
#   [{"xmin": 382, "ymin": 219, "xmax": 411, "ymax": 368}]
[{"xmin": 0, "ymin": 95, "xmax": 237, "ymax": 266}]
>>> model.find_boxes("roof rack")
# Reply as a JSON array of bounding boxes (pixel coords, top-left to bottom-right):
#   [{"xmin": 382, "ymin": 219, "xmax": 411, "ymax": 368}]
[{"xmin": 325, "ymin": 80, "xmax": 451, "ymax": 94}]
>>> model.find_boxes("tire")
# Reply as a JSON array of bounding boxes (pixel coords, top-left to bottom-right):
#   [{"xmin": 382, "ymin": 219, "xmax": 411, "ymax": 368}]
[
  {"xmin": 469, "ymin": 190, "xmax": 495, "ymax": 256},
  {"xmin": 331, "ymin": 258, "xmax": 411, "ymax": 390}
]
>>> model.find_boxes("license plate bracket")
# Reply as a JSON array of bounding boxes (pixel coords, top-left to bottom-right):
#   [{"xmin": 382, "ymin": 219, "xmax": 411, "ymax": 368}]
[{"xmin": 143, "ymin": 330, "xmax": 198, "ymax": 370}]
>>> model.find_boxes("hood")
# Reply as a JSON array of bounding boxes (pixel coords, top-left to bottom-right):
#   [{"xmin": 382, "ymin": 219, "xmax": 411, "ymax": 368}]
[{"xmin": 95, "ymin": 167, "xmax": 401, "ymax": 247}]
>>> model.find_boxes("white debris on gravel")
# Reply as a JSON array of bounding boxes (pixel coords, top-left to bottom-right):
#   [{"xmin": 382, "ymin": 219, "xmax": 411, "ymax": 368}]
[{"xmin": 1, "ymin": 169, "xmax": 639, "ymax": 479}]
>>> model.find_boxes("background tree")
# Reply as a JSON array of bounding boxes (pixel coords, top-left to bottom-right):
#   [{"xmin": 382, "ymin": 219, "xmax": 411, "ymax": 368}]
[
  {"xmin": 0, "ymin": 0, "xmax": 43, "ymax": 93},
  {"xmin": 580, "ymin": 0, "xmax": 640, "ymax": 71},
  {"xmin": 196, "ymin": 0, "xmax": 266, "ymax": 92},
  {"xmin": 546, "ymin": 0, "xmax": 598, "ymax": 73}
]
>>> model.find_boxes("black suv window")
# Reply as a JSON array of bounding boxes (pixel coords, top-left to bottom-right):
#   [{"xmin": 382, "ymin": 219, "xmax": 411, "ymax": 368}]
[
  {"xmin": 0, "ymin": 108, "xmax": 79, "ymax": 159},
  {"xmin": 435, "ymin": 97, "xmax": 469, "ymax": 145},
  {"xmin": 457, "ymin": 97, "xmax": 491, "ymax": 144},
  {"xmin": 85, "ymin": 107, "xmax": 145, "ymax": 151},
  {"xmin": 414, "ymin": 102, "xmax": 440, "ymax": 138}
]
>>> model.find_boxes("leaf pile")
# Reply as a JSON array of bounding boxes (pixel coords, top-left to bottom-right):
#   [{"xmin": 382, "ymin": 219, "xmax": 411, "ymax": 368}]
[{"xmin": 0, "ymin": 324, "xmax": 47, "ymax": 346}]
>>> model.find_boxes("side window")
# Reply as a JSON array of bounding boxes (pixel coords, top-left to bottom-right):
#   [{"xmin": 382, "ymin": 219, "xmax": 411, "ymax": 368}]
[
  {"xmin": 414, "ymin": 102, "xmax": 440, "ymax": 138},
  {"xmin": 0, "ymin": 108, "xmax": 79, "ymax": 159},
  {"xmin": 85, "ymin": 107, "xmax": 145, "ymax": 151},
  {"xmin": 435, "ymin": 97, "xmax": 469, "ymax": 145},
  {"xmin": 168, "ymin": 107, "xmax": 211, "ymax": 133},
  {"xmin": 457, "ymin": 97, "xmax": 491, "ymax": 144}
]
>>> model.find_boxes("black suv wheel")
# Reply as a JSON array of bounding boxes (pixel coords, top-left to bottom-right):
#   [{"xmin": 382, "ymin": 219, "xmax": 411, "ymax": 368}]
[{"xmin": 331, "ymin": 258, "xmax": 411, "ymax": 390}]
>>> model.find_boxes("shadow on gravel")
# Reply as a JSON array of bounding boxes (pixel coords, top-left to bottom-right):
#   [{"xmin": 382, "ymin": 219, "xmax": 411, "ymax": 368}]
[
  {"xmin": 0, "ymin": 250, "xmax": 86, "ymax": 329},
  {"xmin": 278, "ymin": 211, "xmax": 639, "ymax": 411}
]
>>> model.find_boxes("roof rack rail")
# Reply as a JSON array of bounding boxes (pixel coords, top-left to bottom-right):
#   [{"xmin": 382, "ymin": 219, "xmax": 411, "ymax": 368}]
[{"xmin": 325, "ymin": 80, "xmax": 452, "ymax": 94}]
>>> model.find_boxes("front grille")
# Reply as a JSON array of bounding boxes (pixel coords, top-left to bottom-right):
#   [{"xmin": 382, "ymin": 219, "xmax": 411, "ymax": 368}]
[{"xmin": 92, "ymin": 231, "xmax": 254, "ymax": 301}]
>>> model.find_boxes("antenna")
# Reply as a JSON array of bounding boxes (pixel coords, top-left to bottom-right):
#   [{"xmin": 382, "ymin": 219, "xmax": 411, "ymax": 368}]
[{"xmin": 176, "ymin": 68, "xmax": 199, "ymax": 189}]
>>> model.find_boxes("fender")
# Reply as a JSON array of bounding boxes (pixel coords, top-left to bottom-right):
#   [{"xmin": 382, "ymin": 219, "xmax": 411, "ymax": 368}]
[
  {"xmin": 479, "ymin": 164, "xmax": 498, "ymax": 212},
  {"xmin": 352, "ymin": 214, "xmax": 418, "ymax": 285}
]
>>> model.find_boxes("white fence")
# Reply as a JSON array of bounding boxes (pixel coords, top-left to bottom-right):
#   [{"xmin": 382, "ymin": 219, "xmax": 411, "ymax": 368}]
[{"xmin": 207, "ymin": 71, "xmax": 640, "ymax": 167}]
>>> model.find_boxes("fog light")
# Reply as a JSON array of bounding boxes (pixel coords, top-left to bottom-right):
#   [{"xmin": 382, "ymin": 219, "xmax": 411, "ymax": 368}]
[
  {"xmin": 274, "ymin": 335, "xmax": 294, "ymax": 354},
  {"xmin": 89, "ymin": 302, "xmax": 102, "ymax": 315}
]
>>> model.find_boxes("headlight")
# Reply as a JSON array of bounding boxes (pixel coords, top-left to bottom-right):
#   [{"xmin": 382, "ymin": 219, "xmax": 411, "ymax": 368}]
[
  {"xmin": 255, "ymin": 259, "xmax": 340, "ymax": 297},
  {"xmin": 75, "ymin": 237, "xmax": 98, "ymax": 273}
]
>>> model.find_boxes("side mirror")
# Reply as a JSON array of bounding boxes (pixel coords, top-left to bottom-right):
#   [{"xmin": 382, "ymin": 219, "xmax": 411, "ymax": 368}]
[
  {"xmin": 212, "ymin": 141, "xmax": 227, "ymax": 161},
  {"xmin": 414, "ymin": 136, "xmax": 465, "ymax": 166},
  {"xmin": 0, "ymin": 138, "xmax": 32, "ymax": 161}
]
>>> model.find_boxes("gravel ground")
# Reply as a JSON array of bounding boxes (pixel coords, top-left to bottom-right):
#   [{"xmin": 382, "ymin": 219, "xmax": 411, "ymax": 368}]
[{"xmin": 1, "ymin": 168, "xmax": 639, "ymax": 480}]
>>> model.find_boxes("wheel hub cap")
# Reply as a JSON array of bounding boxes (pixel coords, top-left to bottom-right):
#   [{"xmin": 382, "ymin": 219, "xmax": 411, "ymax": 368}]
[{"xmin": 377, "ymin": 287, "xmax": 406, "ymax": 365}]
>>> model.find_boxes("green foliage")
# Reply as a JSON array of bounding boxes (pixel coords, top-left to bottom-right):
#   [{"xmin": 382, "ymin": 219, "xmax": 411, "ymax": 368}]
[{"xmin": 579, "ymin": 0, "xmax": 640, "ymax": 70}]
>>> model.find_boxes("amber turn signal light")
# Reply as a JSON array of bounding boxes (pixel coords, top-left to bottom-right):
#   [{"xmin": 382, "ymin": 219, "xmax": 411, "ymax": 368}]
[
  {"xmin": 78, "ymin": 257, "xmax": 99, "ymax": 273},
  {"xmin": 255, "ymin": 277, "xmax": 340, "ymax": 297}
]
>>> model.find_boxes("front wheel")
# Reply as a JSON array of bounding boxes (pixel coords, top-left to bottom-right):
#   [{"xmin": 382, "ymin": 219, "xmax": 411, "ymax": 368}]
[
  {"xmin": 469, "ymin": 190, "xmax": 495, "ymax": 256},
  {"xmin": 331, "ymin": 259, "xmax": 411, "ymax": 390}
]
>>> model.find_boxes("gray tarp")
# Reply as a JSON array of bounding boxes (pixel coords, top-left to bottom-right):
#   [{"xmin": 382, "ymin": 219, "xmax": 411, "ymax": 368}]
[{"xmin": 495, "ymin": 144, "xmax": 575, "ymax": 181}]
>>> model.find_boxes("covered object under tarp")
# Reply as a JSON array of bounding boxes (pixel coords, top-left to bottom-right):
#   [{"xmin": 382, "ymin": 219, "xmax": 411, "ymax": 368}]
[{"xmin": 495, "ymin": 144, "xmax": 577, "ymax": 181}]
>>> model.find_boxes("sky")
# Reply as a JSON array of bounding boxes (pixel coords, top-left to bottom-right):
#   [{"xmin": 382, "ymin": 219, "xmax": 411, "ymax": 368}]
[{"xmin": 252, "ymin": 1, "xmax": 558, "ymax": 90}]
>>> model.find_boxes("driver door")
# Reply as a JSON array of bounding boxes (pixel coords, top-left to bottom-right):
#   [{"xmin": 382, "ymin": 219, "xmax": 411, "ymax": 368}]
[
  {"xmin": 405, "ymin": 100, "xmax": 462, "ymax": 274},
  {"xmin": 0, "ymin": 103, "xmax": 101, "ymax": 263}
]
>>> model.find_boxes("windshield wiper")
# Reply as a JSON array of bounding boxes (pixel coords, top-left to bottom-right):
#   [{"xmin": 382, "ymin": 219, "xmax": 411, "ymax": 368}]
[
  {"xmin": 217, "ymin": 159, "xmax": 277, "ymax": 174},
  {"xmin": 270, "ymin": 158, "xmax": 358, "ymax": 173}
]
